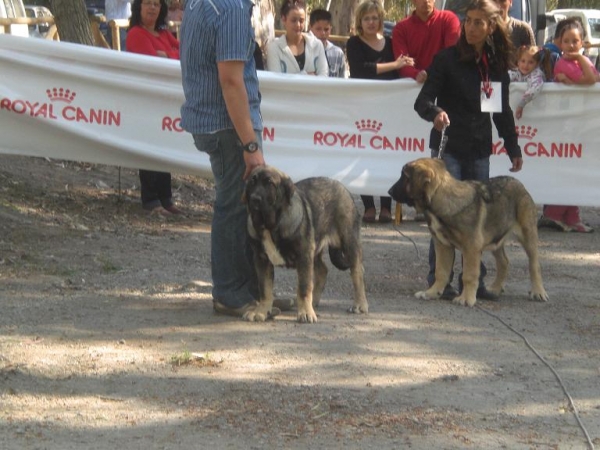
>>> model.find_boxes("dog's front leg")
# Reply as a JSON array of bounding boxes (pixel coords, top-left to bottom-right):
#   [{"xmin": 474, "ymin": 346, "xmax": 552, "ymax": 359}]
[
  {"xmin": 453, "ymin": 248, "xmax": 480, "ymax": 307},
  {"xmin": 416, "ymin": 240, "xmax": 453, "ymax": 300},
  {"xmin": 296, "ymin": 258, "xmax": 318, "ymax": 323},
  {"xmin": 243, "ymin": 253, "xmax": 275, "ymax": 322}
]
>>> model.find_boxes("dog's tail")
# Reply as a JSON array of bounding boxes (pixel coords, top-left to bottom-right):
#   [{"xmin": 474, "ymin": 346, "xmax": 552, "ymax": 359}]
[{"xmin": 329, "ymin": 247, "xmax": 350, "ymax": 271}]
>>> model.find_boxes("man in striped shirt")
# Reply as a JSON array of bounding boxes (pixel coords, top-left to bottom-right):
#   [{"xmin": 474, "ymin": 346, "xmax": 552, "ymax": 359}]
[{"xmin": 180, "ymin": 0, "xmax": 266, "ymax": 317}]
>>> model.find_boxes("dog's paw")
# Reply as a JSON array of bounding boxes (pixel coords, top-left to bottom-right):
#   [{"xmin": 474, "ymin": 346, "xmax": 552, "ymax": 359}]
[
  {"xmin": 415, "ymin": 290, "xmax": 438, "ymax": 300},
  {"xmin": 453, "ymin": 295, "xmax": 476, "ymax": 307},
  {"xmin": 348, "ymin": 302, "xmax": 369, "ymax": 314},
  {"xmin": 297, "ymin": 310, "xmax": 318, "ymax": 323},
  {"xmin": 242, "ymin": 305, "xmax": 274, "ymax": 322},
  {"xmin": 529, "ymin": 290, "xmax": 549, "ymax": 302}
]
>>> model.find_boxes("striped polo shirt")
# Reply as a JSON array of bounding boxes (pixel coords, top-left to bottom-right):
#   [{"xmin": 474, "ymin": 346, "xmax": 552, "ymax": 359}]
[{"xmin": 179, "ymin": 0, "xmax": 262, "ymax": 134}]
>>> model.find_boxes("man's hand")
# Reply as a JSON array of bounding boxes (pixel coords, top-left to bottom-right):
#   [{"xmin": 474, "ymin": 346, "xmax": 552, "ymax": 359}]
[
  {"xmin": 510, "ymin": 156, "xmax": 523, "ymax": 173},
  {"xmin": 243, "ymin": 150, "xmax": 265, "ymax": 180}
]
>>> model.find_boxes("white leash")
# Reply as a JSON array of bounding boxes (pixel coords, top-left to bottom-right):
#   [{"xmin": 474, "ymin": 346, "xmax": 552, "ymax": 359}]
[{"xmin": 437, "ymin": 125, "xmax": 448, "ymax": 159}]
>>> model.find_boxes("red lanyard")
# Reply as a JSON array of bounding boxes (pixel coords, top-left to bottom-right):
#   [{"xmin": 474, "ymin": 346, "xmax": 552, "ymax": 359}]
[{"xmin": 479, "ymin": 52, "xmax": 493, "ymax": 99}]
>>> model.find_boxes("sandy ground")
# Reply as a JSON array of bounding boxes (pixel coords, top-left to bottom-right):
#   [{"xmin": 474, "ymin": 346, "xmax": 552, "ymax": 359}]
[{"xmin": 0, "ymin": 155, "xmax": 599, "ymax": 450}]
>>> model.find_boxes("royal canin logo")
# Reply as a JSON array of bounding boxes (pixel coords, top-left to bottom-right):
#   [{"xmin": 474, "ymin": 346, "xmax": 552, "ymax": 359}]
[
  {"xmin": 493, "ymin": 123, "xmax": 583, "ymax": 158},
  {"xmin": 161, "ymin": 115, "xmax": 276, "ymax": 143},
  {"xmin": 314, "ymin": 119, "xmax": 425, "ymax": 152},
  {"xmin": 0, "ymin": 87, "xmax": 121, "ymax": 126}
]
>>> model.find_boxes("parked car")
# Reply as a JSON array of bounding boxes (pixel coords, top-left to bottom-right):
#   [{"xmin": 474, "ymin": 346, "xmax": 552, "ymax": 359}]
[
  {"xmin": 24, "ymin": 4, "xmax": 53, "ymax": 38},
  {"xmin": 548, "ymin": 9, "xmax": 600, "ymax": 68},
  {"xmin": 85, "ymin": 0, "xmax": 106, "ymax": 15}
]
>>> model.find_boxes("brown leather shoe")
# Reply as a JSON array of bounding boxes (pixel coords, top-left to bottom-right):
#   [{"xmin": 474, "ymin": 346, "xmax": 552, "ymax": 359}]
[
  {"xmin": 165, "ymin": 205, "xmax": 184, "ymax": 215},
  {"xmin": 362, "ymin": 207, "xmax": 376, "ymax": 223},
  {"xmin": 213, "ymin": 300, "xmax": 280, "ymax": 319},
  {"xmin": 378, "ymin": 208, "xmax": 392, "ymax": 223}
]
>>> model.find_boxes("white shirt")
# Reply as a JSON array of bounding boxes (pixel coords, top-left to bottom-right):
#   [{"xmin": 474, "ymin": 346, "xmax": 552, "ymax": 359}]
[{"xmin": 105, "ymin": 0, "xmax": 132, "ymax": 21}]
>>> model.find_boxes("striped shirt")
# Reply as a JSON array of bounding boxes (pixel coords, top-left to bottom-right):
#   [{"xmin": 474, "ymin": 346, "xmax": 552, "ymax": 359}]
[
  {"xmin": 324, "ymin": 41, "xmax": 346, "ymax": 78},
  {"xmin": 180, "ymin": 0, "xmax": 262, "ymax": 134}
]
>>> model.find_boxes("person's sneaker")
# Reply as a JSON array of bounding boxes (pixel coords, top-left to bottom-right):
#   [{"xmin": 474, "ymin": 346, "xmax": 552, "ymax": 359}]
[
  {"xmin": 213, "ymin": 300, "xmax": 280, "ymax": 319},
  {"xmin": 273, "ymin": 298, "xmax": 295, "ymax": 311},
  {"xmin": 440, "ymin": 284, "xmax": 459, "ymax": 300},
  {"xmin": 476, "ymin": 287, "xmax": 500, "ymax": 301},
  {"xmin": 537, "ymin": 215, "xmax": 570, "ymax": 232},
  {"xmin": 569, "ymin": 222, "xmax": 594, "ymax": 233}
]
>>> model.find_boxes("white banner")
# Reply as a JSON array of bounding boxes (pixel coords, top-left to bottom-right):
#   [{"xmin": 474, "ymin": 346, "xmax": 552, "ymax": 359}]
[{"xmin": 2, "ymin": 34, "xmax": 600, "ymax": 206}]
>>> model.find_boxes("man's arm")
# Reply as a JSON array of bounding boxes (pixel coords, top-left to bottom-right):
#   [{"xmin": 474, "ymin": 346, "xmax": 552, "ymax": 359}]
[{"xmin": 218, "ymin": 60, "xmax": 265, "ymax": 178}]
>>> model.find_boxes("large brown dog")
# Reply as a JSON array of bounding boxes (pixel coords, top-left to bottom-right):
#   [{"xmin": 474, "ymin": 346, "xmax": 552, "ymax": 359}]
[
  {"xmin": 388, "ymin": 158, "xmax": 549, "ymax": 306},
  {"xmin": 243, "ymin": 166, "xmax": 368, "ymax": 323}
]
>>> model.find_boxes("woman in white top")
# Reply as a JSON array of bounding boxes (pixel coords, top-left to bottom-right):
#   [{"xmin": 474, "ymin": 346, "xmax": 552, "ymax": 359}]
[{"xmin": 266, "ymin": 0, "xmax": 328, "ymax": 76}]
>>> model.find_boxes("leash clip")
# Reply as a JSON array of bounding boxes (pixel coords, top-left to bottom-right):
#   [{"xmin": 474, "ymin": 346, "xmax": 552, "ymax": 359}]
[{"xmin": 438, "ymin": 125, "xmax": 448, "ymax": 159}]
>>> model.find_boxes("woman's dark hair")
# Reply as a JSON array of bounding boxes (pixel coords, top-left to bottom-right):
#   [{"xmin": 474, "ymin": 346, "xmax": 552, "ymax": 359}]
[
  {"xmin": 128, "ymin": 0, "xmax": 169, "ymax": 31},
  {"xmin": 280, "ymin": 0, "xmax": 306, "ymax": 18},
  {"xmin": 457, "ymin": 0, "xmax": 514, "ymax": 73}
]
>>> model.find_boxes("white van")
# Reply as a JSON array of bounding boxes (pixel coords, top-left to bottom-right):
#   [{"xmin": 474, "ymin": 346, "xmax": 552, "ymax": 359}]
[
  {"xmin": 0, "ymin": 0, "xmax": 29, "ymax": 37},
  {"xmin": 434, "ymin": 0, "xmax": 547, "ymax": 45},
  {"xmin": 549, "ymin": 9, "xmax": 600, "ymax": 68}
]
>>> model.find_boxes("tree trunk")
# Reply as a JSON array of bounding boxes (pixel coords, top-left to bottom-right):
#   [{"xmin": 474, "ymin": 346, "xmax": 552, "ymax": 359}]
[
  {"xmin": 329, "ymin": 0, "xmax": 361, "ymax": 36},
  {"xmin": 50, "ymin": 0, "xmax": 94, "ymax": 45},
  {"xmin": 254, "ymin": 0, "xmax": 276, "ymax": 48}
]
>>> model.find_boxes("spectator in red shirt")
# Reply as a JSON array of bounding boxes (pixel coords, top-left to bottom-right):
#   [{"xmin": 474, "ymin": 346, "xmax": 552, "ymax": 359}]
[
  {"xmin": 126, "ymin": 0, "xmax": 183, "ymax": 215},
  {"xmin": 392, "ymin": 0, "xmax": 460, "ymax": 83}
]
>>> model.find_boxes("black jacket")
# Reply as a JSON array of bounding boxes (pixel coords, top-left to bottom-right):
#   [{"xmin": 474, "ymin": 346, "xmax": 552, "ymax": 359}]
[{"xmin": 414, "ymin": 45, "xmax": 521, "ymax": 161}]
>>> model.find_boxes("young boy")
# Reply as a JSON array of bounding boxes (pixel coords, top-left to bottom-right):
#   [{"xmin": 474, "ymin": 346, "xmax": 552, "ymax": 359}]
[{"xmin": 309, "ymin": 9, "xmax": 347, "ymax": 78}]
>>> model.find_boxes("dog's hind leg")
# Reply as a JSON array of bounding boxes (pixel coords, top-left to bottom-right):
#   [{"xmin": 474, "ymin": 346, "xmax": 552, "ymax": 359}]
[
  {"xmin": 516, "ymin": 224, "xmax": 549, "ymax": 302},
  {"xmin": 488, "ymin": 245, "xmax": 508, "ymax": 297},
  {"xmin": 312, "ymin": 253, "xmax": 328, "ymax": 308},
  {"xmin": 349, "ymin": 258, "xmax": 368, "ymax": 314},
  {"xmin": 341, "ymin": 231, "xmax": 368, "ymax": 314}
]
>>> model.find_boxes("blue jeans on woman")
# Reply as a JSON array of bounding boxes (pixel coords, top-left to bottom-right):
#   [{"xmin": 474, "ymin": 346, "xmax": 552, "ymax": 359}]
[
  {"xmin": 427, "ymin": 152, "xmax": 490, "ymax": 290},
  {"xmin": 193, "ymin": 129, "xmax": 260, "ymax": 309}
]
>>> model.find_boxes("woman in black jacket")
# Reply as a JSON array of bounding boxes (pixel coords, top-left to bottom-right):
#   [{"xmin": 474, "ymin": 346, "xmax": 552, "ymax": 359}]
[{"xmin": 414, "ymin": 0, "xmax": 523, "ymax": 301}]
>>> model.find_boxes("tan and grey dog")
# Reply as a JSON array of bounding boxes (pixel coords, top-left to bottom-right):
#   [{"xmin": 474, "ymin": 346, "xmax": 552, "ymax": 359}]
[
  {"xmin": 243, "ymin": 166, "xmax": 368, "ymax": 323},
  {"xmin": 388, "ymin": 158, "xmax": 549, "ymax": 307}
]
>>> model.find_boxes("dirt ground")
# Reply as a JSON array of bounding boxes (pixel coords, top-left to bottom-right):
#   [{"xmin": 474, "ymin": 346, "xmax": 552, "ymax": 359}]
[{"xmin": 0, "ymin": 155, "xmax": 599, "ymax": 450}]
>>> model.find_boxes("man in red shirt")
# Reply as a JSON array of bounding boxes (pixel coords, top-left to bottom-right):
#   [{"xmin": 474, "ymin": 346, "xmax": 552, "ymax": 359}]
[{"xmin": 392, "ymin": 0, "xmax": 460, "ymax": 83}]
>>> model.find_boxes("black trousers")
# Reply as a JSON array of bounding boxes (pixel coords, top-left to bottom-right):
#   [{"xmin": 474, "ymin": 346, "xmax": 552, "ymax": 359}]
[{"xmin": 139, "ymin": 169, "xmax": 173, "ymax": 210}]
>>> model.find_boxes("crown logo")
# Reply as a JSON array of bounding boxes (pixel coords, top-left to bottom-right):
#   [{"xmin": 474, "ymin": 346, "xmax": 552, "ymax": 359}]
[
  {"xmin": 355, "ymin": 119, "xmax": 382, "ymax": 133},
  {"xmin": 516, "ymin": 125, "xmax": 537, "ymax": 140},
  {"xmin": 46, "ymin": 87, "xmax": 77, "ymax": 103}
]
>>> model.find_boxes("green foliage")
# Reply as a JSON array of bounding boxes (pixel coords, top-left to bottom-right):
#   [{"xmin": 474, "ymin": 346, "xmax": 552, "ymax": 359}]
[
  {"xmin": 304, "ymin": 0, "xmax": 411, "ymax": 22},
  {"xmin": 550, "ymin": 1, "xmax": 600, "ymax": 9}
]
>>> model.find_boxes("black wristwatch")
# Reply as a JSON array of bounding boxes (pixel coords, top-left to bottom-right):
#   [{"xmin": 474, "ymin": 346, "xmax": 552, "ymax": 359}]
[{"xmin": 243, "ymin": 141, "xmax": 259, "ymax": 153}]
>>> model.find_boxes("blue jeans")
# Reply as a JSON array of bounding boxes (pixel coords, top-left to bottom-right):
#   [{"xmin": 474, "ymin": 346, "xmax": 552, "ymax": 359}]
[
  {"xmin": 427, "ymin": 152, "xmax": 489, "ymax": 289},
  {"xmin": 193, "ymin": 129, "xmax": 261, "ymax": 308}
]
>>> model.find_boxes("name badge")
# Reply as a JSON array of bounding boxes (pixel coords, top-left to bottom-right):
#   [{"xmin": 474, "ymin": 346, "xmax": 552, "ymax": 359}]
[{"xmin": 480, "ymin": 82, "xmax": 502, "ymax": 112}]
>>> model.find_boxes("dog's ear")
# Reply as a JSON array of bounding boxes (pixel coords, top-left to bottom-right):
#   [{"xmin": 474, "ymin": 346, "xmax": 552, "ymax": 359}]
[
  {"xmin": 280, "ymin": 174, "xmax": 296, "ymax": 205},
  {"xmin": 241, "ymin": 170, "xmax": 257, "ymax": 204},
  {"xmin": 421, "ymin": 166, "xmax": 438, "ymax": 205}
]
